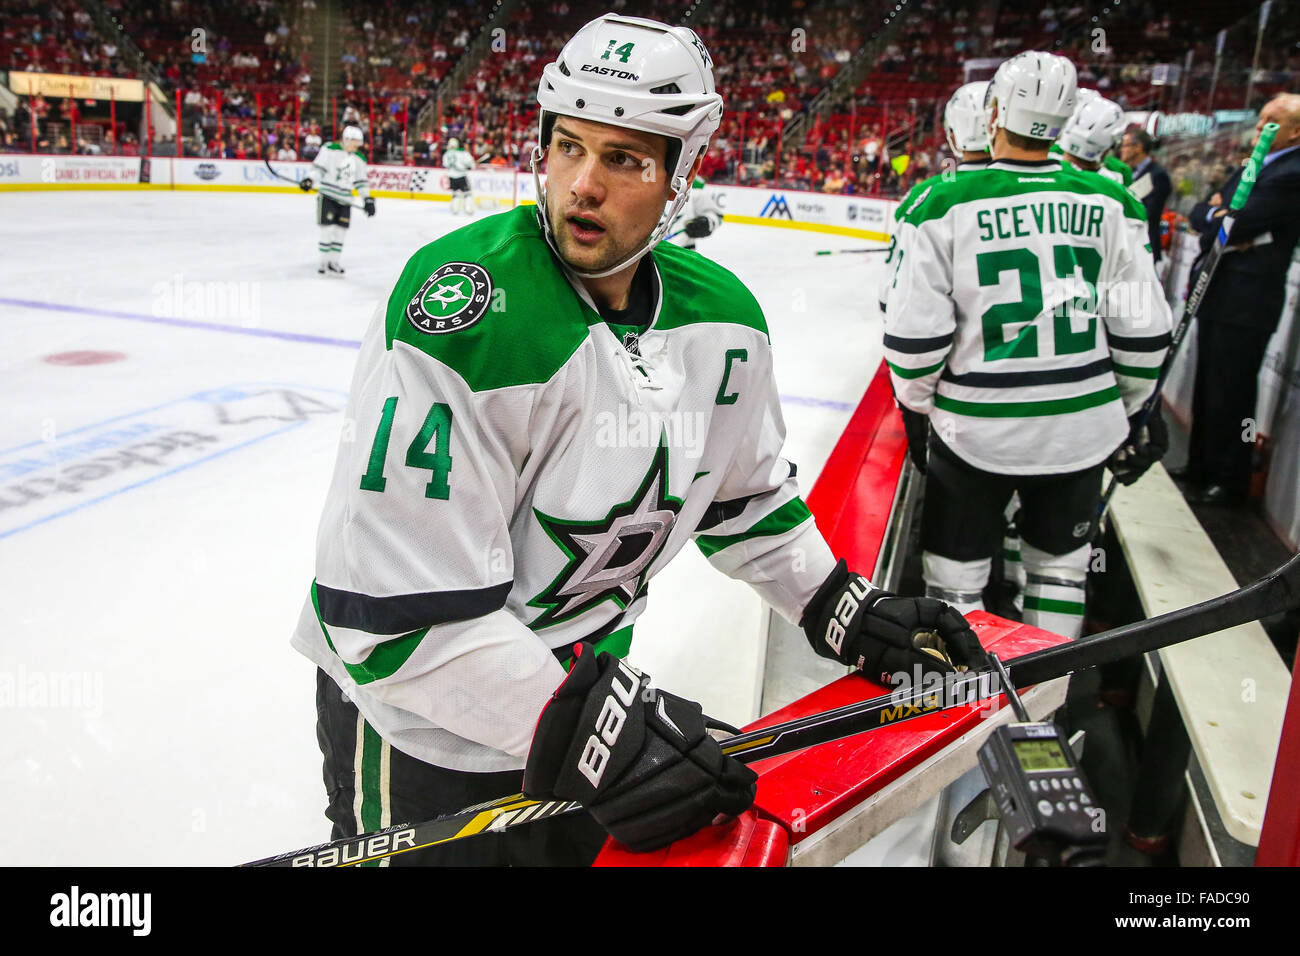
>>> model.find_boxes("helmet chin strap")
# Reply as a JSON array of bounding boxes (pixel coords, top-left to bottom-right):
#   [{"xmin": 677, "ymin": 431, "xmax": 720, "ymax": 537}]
[{"xmin": 531, "ymin": 145, "xmax": 692, "ymax": 281}]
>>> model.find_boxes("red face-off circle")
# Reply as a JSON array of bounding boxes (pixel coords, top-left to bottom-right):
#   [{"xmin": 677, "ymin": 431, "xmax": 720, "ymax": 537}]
[{"xmin": 43, "ymin": 351, "xmax": 128, "ymax": 366}]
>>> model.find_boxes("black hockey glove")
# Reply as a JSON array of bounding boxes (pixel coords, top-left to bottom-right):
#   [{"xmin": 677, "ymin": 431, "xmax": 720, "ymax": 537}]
[
  {"xmin": 364, "ymin": 197, "xmax": 376, "ymax": 217},
  {"xmin": 1108, "ymin": 403, "xmax": 1169, "ymax": 486},
  {"xmin": 298, "ymin": 177, "xmax": 313, "ymax": 192},
  {"xmin": 799, "ymin": 560, "xmax": 988, "ymax": 685},
  {"xmin": 684, "ymin": 215, "xmax": 714, "ymax": 239},
  {"xmin": 899, "ymin": 405, "xmax": 930, "ymax": 474},
  {"xmin": 524, "ymin": 643, "xmax": 757, "ymax": 853}
]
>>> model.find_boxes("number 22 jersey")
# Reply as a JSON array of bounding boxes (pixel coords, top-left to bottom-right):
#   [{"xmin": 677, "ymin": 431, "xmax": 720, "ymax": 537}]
[{"xmin": 883, "ymin": 157, "xmax": 1172, "ymax": 475}]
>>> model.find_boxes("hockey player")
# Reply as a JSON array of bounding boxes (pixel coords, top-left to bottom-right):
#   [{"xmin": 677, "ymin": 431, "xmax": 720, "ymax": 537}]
[
  {"xmin": 300, "ymin": 125, "xmax": 375, "ymax": 275},
  {"xmin": 667, "ymin": 174, "xmax": 723, "ymax": 251},
  {"xmin": 883, "ymin": 52, "xmax": 1172, "ymax": 641},
  {"xmin": 939, "ymin": 81, "xmax": 1027, "ymax": 614},
  {"xmin": 880, "ymin": 82, "xmax": 990, "ymax": 323},
  {"xmin": 292, "ymin": 13, "xmax": 985, "ymax": 866},
  {"xmin": 943, "ymin": 81, "xmax": 992, "ymax": 170},
  {"xmin": 443, "ymin": 136, "xmax": 475, "ymax": 214},
  {"xmin": 1052, "ymin": 89, "xmax": 1132, "ymax": 187}
]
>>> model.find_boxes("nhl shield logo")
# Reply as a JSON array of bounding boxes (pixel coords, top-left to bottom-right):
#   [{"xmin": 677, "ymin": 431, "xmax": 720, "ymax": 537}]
[{"xmin": 406, "ymin": 262, "xmax": 493, "ymax": 334}]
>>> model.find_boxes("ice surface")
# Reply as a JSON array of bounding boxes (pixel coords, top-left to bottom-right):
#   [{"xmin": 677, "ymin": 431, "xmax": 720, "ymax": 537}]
[{"xmin": 0, "ymin": 191, "xmax": 888, "ymax": 864}]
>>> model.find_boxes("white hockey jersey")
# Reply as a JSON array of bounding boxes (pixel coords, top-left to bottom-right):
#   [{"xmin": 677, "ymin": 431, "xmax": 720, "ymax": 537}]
[
  {"xmin": 292, "ymin": 205, "xmax": 836, "ymax": 771},
  {"xmin": 883, "ymin": 157, "xmax": 1171, "ymax": 475},
  {"xmin": 668, "ymin": 177, "xmax": 723, "ymax": 244},
  {"xmin": 442, "ymin": 146, "xmax": 474, "ymax": 175},
  {"xmin": 879, "ymin": 160, "xmax": 989, "ymax": 313},
  {"xmin": 310, "ymin": 142, "xmax": 371, "ymax": 204}
]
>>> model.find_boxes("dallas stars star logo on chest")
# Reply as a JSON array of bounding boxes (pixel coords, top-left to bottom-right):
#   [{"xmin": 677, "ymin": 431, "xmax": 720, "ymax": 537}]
[{"xmin": 528, "ymin": 438, "xmax": 682, "ymax": 629}]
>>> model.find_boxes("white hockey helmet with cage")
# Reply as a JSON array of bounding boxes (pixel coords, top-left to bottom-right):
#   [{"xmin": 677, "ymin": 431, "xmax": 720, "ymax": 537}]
[
  {"xmin": 447, "ymin": 137, "xmax": 460, "ymax": 149},
  {"xmin": 342, "ymin": 125, "xmax": 364, "ymax": 142},
  {"xmin": 532, "ymin": 13, "xmax": 724, "ymax": 278},
  {"xmin": 1059, "ymin": 95, "xmax": 1125, "ymax": 164},
  {"xmin": 985, "ymin": 52, "xmax": 1077, "ymax": 142},
  {"xmin": 944, "ymin": 81, "xmax": 990, "ymax": 154}
]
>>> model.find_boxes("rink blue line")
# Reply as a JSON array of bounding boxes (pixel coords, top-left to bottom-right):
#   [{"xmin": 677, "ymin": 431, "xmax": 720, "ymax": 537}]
[
  {"xmin": 0, "ymin": 382, "xmax": 350, "ymax": 458},
  {"xmin": 0, "ymin": 297, "xmax": 364, "ymax": 349},
  {"xmin": 0, "ymin": 420, "xmax": 308, "ymax": 542},
  {"xmin": 2, "ymin": 297, "xmax": 854, "ymax": 412}
]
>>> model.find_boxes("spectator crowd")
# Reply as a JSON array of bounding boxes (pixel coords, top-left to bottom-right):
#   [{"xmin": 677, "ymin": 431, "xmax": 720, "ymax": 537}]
[{"xmin": 1, "ymin": 0, "xmax": 1296, "ymax": 201}]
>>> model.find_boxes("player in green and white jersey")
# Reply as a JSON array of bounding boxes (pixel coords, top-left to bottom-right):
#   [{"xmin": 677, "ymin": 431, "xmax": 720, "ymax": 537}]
[
  {"xmin": 880, "ymin": 82, "xmax": 991, "ymax": 318},
  {"xmin": 883, "ymin": 52, "xmax": 1172, "ymax": 641},
  {"xmin": 944, "ymin": 81, "xmax": 993, "ymax": 173},
  {"xmin": 293, "ymin": 13, "xmax": 984, "ymax": 865},
  {"xmin": 300, "ymin": 125, "xmax": 375, "ymax": 275},
  {"xmin": 1048, "ymin": 140, "xmax": 1132, "ymax": 185},
  {"xmin": 1055, "ymin": 92, "xmax": 1131, "ymax": 187},
  {"xmin": 666, "ymin": 175, "xmax": 723, "ymax": 251},
  {"xmin": 442, "ymin": 137, "xmax": 476, "ymax": 214}
]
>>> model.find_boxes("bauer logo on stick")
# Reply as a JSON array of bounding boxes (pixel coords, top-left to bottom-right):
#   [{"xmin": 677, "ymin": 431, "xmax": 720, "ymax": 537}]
[{"xmin": 406, "ymin": 262, "xmax": 494, "ymax": 334}]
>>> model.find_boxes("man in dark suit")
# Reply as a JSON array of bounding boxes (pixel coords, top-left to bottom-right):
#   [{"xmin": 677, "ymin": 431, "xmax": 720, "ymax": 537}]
[
  {"xmin": 1183, "ymin": 94, "xmax": 1300, "ymax": 505},
  {"xmin": 1119, "ymin": 127, "xmax": 1173, "ymax": 262}
]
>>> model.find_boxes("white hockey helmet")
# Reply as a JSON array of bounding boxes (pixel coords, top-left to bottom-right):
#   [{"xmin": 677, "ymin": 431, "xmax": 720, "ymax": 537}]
[
  {"xmin": 447, "ymin": 137, "xmax": 460, "ymax": 149},
  {"xmin": 1059, "ymin": 95, "xmax": 1125, "ymax": 164},
  {"xmin": 342, "ymin": 125, "xmax": 364, "ymax": 142},
  {"xmin": 985, "ymin": 52, "xmax": 1077, "ymax": 142},
  {"xmin": 532, "ymin": 13, "xmax": 724, "ymax": 278},
  {"xmin": 944, "ymin": 81, "xmax": 990, "ymax": 155}
]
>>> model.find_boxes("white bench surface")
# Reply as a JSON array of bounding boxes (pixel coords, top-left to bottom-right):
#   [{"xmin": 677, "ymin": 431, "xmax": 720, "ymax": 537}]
[{"xmin": 1111, "ymin": 464, "xmax": 1289, "ymax": 845}]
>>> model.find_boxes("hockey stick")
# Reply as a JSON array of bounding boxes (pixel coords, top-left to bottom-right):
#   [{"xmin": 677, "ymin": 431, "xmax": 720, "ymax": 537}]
[
  {"xmin": 263, "ymin": 158, "xmax": 368, "ymax": 210},
  {"xmin": 242, "ymin": 549, "xmax": 1300, "ymax": 867},
  {"xmin": 1084, "ymin": 121, "xmax": 1279, "ymax": 542},
  {"xmin": 814, "ymin": 247, "xmax": 891, "ymax": 256}
]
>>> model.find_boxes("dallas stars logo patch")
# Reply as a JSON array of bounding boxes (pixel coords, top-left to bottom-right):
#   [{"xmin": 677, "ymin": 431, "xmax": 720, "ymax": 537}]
[
  {"xmin": 529, "ymin": 439, "xmax": 682, "ymax": 629},
  {"xmin": 406, "ymin": 262, "xmax": 493, "ymax": 334}
]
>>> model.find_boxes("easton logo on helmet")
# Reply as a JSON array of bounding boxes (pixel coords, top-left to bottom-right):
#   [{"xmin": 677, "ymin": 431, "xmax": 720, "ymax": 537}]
[
  {"xmin": 580, "ymin": 64, "xmax": 640, "ymax": 81},
  {"xmin": 406, "ymin": 262, "xmax": 493, "ymax": 334}
]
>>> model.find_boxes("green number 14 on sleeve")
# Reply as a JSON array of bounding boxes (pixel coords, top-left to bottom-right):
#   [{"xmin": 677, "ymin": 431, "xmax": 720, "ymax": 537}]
[{"xmin": 360, "ymin": 397, "xmax": 454, "ymax": 499}]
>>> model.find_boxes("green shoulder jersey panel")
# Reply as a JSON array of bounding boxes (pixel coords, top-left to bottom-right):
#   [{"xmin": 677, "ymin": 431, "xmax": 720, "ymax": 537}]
[
  {"xmin": 385, "ymin": 205, "xmax": 597, "ymax": 391},
  {"xmin": 898, "ymin": 171, "xmax": 947, "ymax": 219},
  {"xmin": 1103, "ymin": 153, "xmax": 1133, "ymax": 186},
  {"xmin": 650, "ymin": 239, "xmax": 769, "ymax": 340},
  {"xmin": 899, "ymin": 161, "xmax": 1146, "ymax": 228},
  {"xmin": 320, "ymin": 141, "xmax": 367, "ymax": 162}
]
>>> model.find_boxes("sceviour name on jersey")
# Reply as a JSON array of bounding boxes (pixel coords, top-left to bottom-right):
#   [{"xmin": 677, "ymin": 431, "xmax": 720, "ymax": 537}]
[{"xmin": 977, "ymin": 200, "xmax": 1106, "ymax": 242}]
